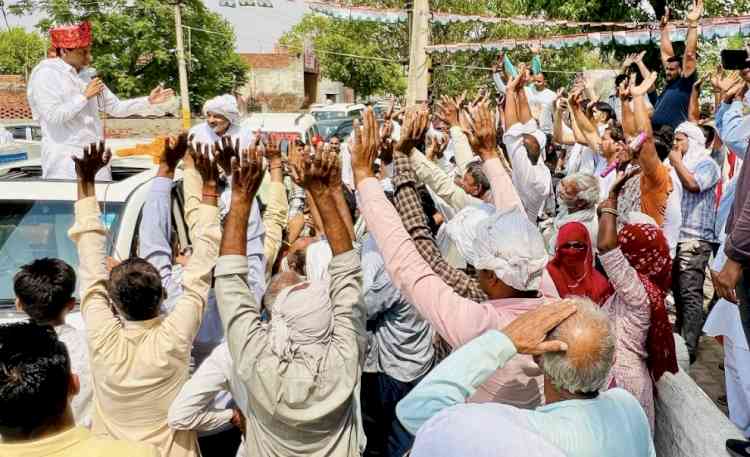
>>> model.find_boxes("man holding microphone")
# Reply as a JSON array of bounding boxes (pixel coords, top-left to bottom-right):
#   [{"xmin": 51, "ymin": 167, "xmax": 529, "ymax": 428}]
[{"xmin": 27, "ymin": 21, "xmax": 174, "ymax": 180}]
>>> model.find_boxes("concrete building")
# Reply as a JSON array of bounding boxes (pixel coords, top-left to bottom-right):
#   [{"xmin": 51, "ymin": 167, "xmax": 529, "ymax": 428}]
[{"xmin": 239, "ymin": 49, "xmax": 353, "ymax": 112}]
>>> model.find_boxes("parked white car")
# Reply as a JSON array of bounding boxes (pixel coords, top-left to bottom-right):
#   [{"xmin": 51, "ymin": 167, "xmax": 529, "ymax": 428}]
[
  {"xmin": 0, "ymin": 155, "xmax": 191, "ymax": 325},
  {"xmin": 243, "ymin": 112, "xmax": 320, "ymax": 145}
]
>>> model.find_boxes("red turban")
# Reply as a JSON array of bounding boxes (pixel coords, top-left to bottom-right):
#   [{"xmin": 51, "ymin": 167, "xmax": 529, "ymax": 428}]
[{"xmin": 50, "ymin": 21, "xmax": 92, "ymax": 49}]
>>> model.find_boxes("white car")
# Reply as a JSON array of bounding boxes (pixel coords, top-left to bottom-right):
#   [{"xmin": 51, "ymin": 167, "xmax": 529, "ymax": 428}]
[
  {"xmin": 0, "ymin": 155, "xmax": 191, "ymax": 324},
  {"xmin": 309, "ymin": 103, "xmax": 366, "ymax": 122},
  {"xmin": 243, "ymin": 112, "xmax": 320, "ymax": 145}
]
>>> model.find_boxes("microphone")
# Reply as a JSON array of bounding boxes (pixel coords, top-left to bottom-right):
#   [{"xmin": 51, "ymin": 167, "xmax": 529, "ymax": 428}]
[{"xmin": 83, "ymin": 67, "xmax": 104, "ymax": 110}]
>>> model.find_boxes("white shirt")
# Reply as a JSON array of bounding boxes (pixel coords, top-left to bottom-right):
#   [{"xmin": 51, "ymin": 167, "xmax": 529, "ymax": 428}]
[
  {"xmin": 56, "ymin": 323, "xmax": 93, "ymax": 427},
  {"xmin": 503, "ymin": 122, "xmax": 552, "ymax": 223},
  {"xmin": 188, "ymin": 122, "xmax": 254, "ymax": 153},
  {"xmin": 168, "ymin": 343, "xmax": 247, "ymax": 457},
  {"xmin": 526, "ymin": 86, "xmax": 557, "ymax": 134},
  {"xmin": 0, "ymin": 126, "xmax": 12, "ymax": 145},
  {"xmin": 664, "ymin": 166, "xmax": 683, "ymax": 258},
  {"xmin": 27, "ymin": 58, "xmax": 159, "ymax": 180}
]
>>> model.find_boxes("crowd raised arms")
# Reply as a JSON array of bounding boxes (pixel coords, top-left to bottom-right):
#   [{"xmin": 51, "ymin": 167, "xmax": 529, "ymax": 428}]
[{"xmin": 5, "ymin": 0, "xmax": 750, "ymax": 455}]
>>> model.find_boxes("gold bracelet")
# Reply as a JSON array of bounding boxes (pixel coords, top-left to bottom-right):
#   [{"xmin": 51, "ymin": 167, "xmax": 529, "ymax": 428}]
[{"xmin": 600, "ymin": 208, "xmax": 619, "ymax": 217}]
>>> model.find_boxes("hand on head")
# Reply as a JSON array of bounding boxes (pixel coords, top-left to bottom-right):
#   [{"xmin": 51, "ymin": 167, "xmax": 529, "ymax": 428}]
[{"xmin": 502, "ymin": 300, "xmax": 577, "ymax": 355}]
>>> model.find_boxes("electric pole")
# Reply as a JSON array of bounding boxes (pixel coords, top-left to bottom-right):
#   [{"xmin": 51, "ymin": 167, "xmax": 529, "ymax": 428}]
[
  {"xmin": 174, "ymin": 1, "xmax": 191, "ymax": 129},
  {"xmin": 406, "ymin": 0, "xmax": 430, "ymax": 105}
]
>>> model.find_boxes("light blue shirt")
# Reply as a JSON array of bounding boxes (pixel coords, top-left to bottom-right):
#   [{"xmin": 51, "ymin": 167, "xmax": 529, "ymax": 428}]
[
  {"xmin": 716, "ymin": 101, "xmax": 749, "ymax": 159},
  {"xmin": 398, "ymin": 330, "xmax": 656, "ymax": 457}
]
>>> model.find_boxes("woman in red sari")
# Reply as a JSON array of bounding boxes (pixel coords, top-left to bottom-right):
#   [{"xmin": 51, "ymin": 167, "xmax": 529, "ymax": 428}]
[{"xmin": 546, "ymin": 221, "xmax": 613, "ymax": 305}]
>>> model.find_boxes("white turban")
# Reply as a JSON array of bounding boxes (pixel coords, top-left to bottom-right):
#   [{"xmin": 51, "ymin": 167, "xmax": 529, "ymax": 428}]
[
  {"xmin": 268, "ymin": 280, "xmax": 333, "ymax": 401},
  {"xmin": 202, "ymin": 94, "xmax": 240, "ymax": 125},
  {"xmin": 446, "ymin": 205, "xmax": 549, "ymax": 291},
  {"xmin": 675, "ymin": 121, "xmax": 709, "ymax": 170}
]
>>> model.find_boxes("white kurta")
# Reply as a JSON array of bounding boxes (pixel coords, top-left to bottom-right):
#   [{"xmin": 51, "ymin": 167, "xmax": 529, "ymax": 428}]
[
  {"xmin": 188, "ymin": 122, "xmax": 254, "ymax": 152},
  {"xmin": 27, "ymin": 58, "xmax": 160, "ymax": 180}
]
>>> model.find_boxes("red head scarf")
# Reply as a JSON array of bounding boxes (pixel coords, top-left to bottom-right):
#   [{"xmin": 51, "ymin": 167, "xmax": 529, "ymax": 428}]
[
  {"xmin": 618, "ymin": 223, "xmax": 678, "ymax": 383},
  {"xmin": 50, "ymin": 21, "xmax": 92, "ymax": 49},
  {"xmin": 547, "ymin": 222, "xmax": 613, "ymax": 305}
]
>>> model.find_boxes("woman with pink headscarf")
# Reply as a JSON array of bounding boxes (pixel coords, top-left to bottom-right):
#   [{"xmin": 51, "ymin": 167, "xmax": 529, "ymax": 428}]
[{"xmin": 596, "ymin": 199, "xmax": 679, "ymax": 433}]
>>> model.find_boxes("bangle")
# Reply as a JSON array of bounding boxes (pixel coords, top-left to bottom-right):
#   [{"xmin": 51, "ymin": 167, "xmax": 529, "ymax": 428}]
[
  {"xmin": 600, "ymin": 208, "xmax": 619, "ymax": 217},
  {"xmin": 202, "ymin": 192, "xmax": 219, "ymax": 199}
]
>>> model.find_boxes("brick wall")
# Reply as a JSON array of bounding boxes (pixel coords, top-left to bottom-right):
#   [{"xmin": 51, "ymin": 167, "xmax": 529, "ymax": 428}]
[{"xmin": 0, "ymin": 75, "xmax": 32, "ymax": 119}]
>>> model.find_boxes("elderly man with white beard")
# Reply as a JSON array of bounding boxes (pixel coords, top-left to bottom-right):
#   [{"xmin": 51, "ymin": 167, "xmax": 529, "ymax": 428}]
[
  {"xmin": 544, "ymin": 172, "xmax": 600, "ymax": 253},
  {"xmin": 189, "ymin": 94, "xmax": 254, "ymax": 150}
]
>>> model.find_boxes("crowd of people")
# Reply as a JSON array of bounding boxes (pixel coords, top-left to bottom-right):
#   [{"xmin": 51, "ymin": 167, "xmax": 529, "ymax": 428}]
[{"xmin": 4, "ymin": 1, "xmax": 750, "ymax": 455}]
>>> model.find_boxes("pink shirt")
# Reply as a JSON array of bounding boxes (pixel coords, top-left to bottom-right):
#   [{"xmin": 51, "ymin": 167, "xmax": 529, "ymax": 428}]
[{"xmin": 358, "ymin": 158, "xmax": 551, "ymax": 408}]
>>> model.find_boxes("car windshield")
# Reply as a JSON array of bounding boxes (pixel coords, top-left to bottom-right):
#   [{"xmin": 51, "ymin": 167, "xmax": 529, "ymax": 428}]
[
  {"xmin": 0, "ymin": 200, "xmax": 124, "ymax": 306},
  {"xmin": 312, "ymin": 111, "xmax": 348, "ymax": 121}
]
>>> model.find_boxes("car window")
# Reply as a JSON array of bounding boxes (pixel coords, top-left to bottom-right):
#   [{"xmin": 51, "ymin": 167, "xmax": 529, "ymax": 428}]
[
  {"xmin": 348, "ymin": 109, "xmax": 364, "ymax": 119},
  {"xmin": 312, "ymin": 111, "xmax": 347, "ymax": 121},
  {"xmin": 0, "ymin": 200, "xmax": 124, "ymax": 305}
]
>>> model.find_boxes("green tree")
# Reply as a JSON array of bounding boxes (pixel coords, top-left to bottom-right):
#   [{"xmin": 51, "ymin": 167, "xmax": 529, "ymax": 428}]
[
  {"xmin": 279, "ymin": 15, "xmax": 407, "ymax": 98},
  {"xmin": 9, "ymin": 0, "xmax": 248, "ymax": 111},
  {"xmin": 0, "ymin": 27, "xmax": 47, "ymax": 79}
]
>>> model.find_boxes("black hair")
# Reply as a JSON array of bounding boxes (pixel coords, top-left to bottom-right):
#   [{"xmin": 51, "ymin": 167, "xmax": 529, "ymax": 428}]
[
  {"xmin": 701, "ymin": 124, "xmax": 716, "ymax": 149},
  {"xmin": 329, "ymin": 135, "xmax": 340, "ymax": 142},
  {"xmin": 0, "ymin": 322, "xmax": 71, "ymax": 440},
  {"xmin": 666, "ymin": 56, "xmax": 682, "ymax": 67},
  {"xmin": 593, "ymin": 102, "xmax": 616, "ymax": 122},
  {"xmin": 615, "ymin": 73, "xmax": 629, "ymax": 87},
  {"xmin": 341, "ymin": 184, "xmax": 357, "ymax": 221},
  {"xmin": 467, "ymin": 162, "xmax": 491, "ymax": 195},
  {"xmin": 107, "ymin": 258, "xmax": 163, "ymax": 321},
  {"xmin": 14, "ymin": 258, "xmax": 76, "ymax": 324},
  {"xmin": 606, "ymin": 122, "xmax": 626, "ymax": 143},
  {"xmin": 654, "ymin": 125, "xmax": 675, "ymax": 161}
]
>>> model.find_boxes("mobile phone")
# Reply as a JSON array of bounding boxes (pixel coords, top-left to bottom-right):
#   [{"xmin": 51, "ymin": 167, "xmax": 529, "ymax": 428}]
[{"xmin": 721, "ymin": 49, "xmax": 750, "ymax": 70}]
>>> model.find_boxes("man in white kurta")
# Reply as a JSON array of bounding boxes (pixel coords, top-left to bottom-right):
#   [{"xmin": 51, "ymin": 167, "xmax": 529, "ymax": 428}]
[
  {"xmin": 189, "ymin": 94, "xmax": 254, "ymax": 150},
  {"xmin": 27, "ymin": 21, "xmax": 173, "ymax": 181}
]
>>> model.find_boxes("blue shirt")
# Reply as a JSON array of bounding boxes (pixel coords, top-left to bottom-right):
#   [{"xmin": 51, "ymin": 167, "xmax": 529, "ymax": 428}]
[
  {"xmin": 716, "ymin": 101, "xmax": 750, "ymax": 159},
  {"xmin": 398, "ymin": 330, "xmax": 655, "ymax": 457},
  {"xmin": 652, "ymin": 73, "xmax": 697, "ymax": 130},
  {"xmin": 679, "ymin": 158, "xmax": 721, "ymax": 242}
]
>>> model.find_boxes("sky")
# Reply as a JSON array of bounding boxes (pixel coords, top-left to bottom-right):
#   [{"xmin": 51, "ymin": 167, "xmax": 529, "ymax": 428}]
[{"xmin": 4, "ymin": 0, "xmax": 309, "ymax": 54}]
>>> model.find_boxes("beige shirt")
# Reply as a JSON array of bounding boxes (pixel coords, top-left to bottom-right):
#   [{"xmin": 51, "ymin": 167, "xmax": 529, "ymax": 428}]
[
  {"xmin": 262, "ymin": 180, "xmax": 289, "ymax": 280},
  {"xmin": 69, "ymin": 181, "xmax": 220, "ymax": 457},
  {"xmin": 214, "ymin": 250, "xmax": 366, "ymax": 457},
  {"xmin": 0, "ymin": 426, "xmax": 158, "ymax": 457}
]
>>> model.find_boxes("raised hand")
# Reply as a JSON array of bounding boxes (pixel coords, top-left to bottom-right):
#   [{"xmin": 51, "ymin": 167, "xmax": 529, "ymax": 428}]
[
  {"xmin": 148, "ymin": 85, "xmax": 174, "ymax": 105},
  {"xmin": 215, "ymin": 136, "xmax": 242, "ymax": 176},
  {"xmin": 84, "ymin": 78, "xmax": 105, "ymax": 99},
  {"xmin": 231, "ymin": 146, "xmax": 265, "ymax": 204},
  {"xmin": 686, "ymin": 0, "xmax": 703, "ymax": 24},
  {"xmin": 660, "ymin": 6, "xmax": 670, "ymax": 29},
  {"xmin": 74, "ymin": 141, "xmax": 112, "ymax": 184},
  {"xmin": 425, "ymin": 134, "xmax": 448, "ymax": 161},
  {"xmin": 160, "ymin": 132, "xmax": 189, "ymax": 172},
  {"xmin": 436, "ymin": 94, "xmax": 464, "ymax": 128},
  {"xmin": 501, "ymin": 300, "xmax": 577, "ymax": 355},
  {"xmin": 462, "ymin": 101, "xmax": 498, "ymax": 161},
  {"xmin": 395, "ymin": 106, "xmax": 430, "ymax": 154},
  {"xmin": 633, "ymin": 50, "xmax": 646, "ymax": 64},
  {"xmin": 350, "ymin": 107, "xmax": 382, "ymax": 185},
  {"xmin": 630, "ymin": 71, "xmax": 657, "ymax": 97},
  {"xmin": 621, "ymin": 53, "xmax": 636, "ymax": 69},
  {"xmin": 725, "ymin": 80, "xmax": 748, "ymax": 103},
  {"xmin": 73, "ymin": 141, "xmax": 112, "ymax": 198},
  {"xmin": 287, "ymin": 141, "xmax": 308, "ymax": 187},
  {"xmin": 190, "ymin": 143, "xmax": 220, "ymax": 190}
]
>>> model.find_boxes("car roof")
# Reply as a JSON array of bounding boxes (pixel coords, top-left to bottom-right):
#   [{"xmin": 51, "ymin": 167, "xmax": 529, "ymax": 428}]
[
  {"xmin": 310, "ymin": 103, "xmax": 366, "ymax": 112},
  {"xmin": 0, "ymin": 155, "xmax": 164, "ymax": 203},
  {"xmin": 243, "ymin": 113, "xmax": 316, "ymax": 131}
]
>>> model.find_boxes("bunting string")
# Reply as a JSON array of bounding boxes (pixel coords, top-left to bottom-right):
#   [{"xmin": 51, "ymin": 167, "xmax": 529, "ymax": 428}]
[
  {"xmin": 424, "ymin": 17, "xmax": 750, "ymax": 53},
  {"xmin": 306, "ymin": 1, "xmax": 750, "ymax": 31}
]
